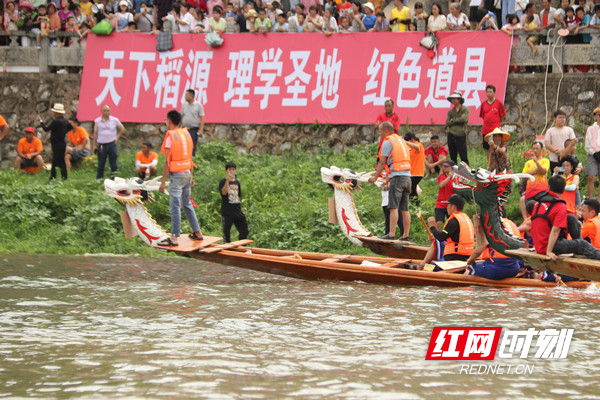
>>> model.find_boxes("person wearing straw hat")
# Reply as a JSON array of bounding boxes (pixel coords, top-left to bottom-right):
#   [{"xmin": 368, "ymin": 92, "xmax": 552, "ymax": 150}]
[
  {"xmin": 445, "ymin": 90, "xmax": 469, "ymax": 165},
  {"xmin": 485, "ymin": 127, "xmax": 511, "ymax": 172},
  {"xmin": 37, "ymin": 103, "xmax": 71, "ymax": 180}
]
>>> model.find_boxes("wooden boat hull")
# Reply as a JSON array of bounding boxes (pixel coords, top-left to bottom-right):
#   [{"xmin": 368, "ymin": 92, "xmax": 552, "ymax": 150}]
[
  {"xmin": 507, "ymin": 249, "xmax": 600, "ymax": 282},
  {"xmin": 162, "ymin": 237, "xmax": 593, "ymax": 289},
  {"xmin": 355, "ymin": 235, "xmax": 429, "ymax": 259}
]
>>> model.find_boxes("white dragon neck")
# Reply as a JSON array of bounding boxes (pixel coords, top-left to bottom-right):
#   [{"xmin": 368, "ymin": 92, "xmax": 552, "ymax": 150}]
[
  {"xmin": 332, "ymin": 184, "xmax": 370, "ymax": 247},
  {"xmin": 125, "ymin": 202, "xmax": 168, "ymax": 246}
]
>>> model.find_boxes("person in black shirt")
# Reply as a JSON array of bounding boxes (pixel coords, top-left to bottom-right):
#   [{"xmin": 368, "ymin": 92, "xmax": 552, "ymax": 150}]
[
  {"xmin": 219, "ymin": 162, "xmax": 249, "ymax": 243},
  {"xmin": 37, "ymin": 103, "xmax": 71, "ymax": 180}
]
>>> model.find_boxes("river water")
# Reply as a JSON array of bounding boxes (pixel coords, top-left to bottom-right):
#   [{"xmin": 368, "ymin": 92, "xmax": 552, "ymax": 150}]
[{"xmin": 1, "ymin": 254, "xmax": 600, "ymax": 399}]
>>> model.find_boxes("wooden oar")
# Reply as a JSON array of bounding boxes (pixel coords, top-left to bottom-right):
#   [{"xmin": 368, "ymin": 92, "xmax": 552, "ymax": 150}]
[{"xmin": 417, "ymin": 210, "xmax": 432, "ymax": 237}]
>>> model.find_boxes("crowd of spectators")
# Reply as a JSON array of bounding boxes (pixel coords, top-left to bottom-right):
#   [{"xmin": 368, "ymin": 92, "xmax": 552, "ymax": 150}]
[{"xmin": 1, "ymin": 0, "xmax": 599, "ymax": 38}]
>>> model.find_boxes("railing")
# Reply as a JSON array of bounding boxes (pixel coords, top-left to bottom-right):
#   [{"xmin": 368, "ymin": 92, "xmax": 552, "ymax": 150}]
[
  {"xmin": 508, "ymin": 27, "xmax": 600, "ymax": 70},
  {"xmin": 1, "ymin": 28, "xmax": 599, "ymax": 73}
]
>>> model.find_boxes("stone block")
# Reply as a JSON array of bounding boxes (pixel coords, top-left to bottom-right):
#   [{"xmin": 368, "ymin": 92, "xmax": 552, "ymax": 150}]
[
  {"xmin": 242, "ymin": 129, "xmax": 257, "ymax": 144},
  {"xmin": 139, "ymin": 124, "xmax": 156, "ymax": 134},
  {"xmin": 279, "ymin": 142, "xmax": 292, "ymax": 151},
  {"xmin": 515, "ymin": 92, "xmax": 530, "ymax": 105},
  {"xmin": 505, "ymin": 107, "xmax": 520, "ymax": 123},
  {"xmin": 213, "ymin": 125, "xmax": 228, "ymax": 140},
  {"xmin": 578, "ymin": 91, "xmax": 595, "ymax": 101},
  {"xmin": 560, "ymin": 105, "xmax": 573, "ymax": 115},
  {"xmin": 467, "ymin": 129, "xmax": 481, "ymax": 146},
  {"xmin": 340, "ymin": 127, "xmax": 355, "ymax": 142},
  {"xmin": 577, "ymin": 102, "xmax": 594, "ymax": 115},
  {"xmin": 333, "ymin": 142, "xmax": 345, "ymax": 153}
]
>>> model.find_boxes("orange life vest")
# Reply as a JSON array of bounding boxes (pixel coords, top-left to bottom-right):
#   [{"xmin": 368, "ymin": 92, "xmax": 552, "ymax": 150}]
[
  {"xmin": 584, "ymin": 216, "xmax": 600, "ymax": 249},
  {"xmin": 482, "ymin": 218, "xmax": 522, "ymax": 260},
  {"xmin": 377, "ymin": 134, "xmax": 411, "ymax": 173},
  {"xmin": 561, "ymin": 174, "xmax": 577, "ymax": 215},
  {"xmin": 443, "ymin": 212, "xmax": 474, "ymax": 256},
  {"xmin": 161, "ymin": 128, "xmax": 193, "ymax": 173}
]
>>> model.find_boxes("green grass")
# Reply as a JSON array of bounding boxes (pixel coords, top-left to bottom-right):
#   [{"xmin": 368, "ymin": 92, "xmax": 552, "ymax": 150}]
[{"xmin": 0, "ymin": 139, "xmax": 590, "ymax": 256}]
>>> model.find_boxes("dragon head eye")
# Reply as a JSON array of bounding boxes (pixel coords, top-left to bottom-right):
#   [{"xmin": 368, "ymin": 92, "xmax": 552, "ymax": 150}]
[{"xmin": 135, "ymin": 178, "xmax": 144, "ymax": 184}]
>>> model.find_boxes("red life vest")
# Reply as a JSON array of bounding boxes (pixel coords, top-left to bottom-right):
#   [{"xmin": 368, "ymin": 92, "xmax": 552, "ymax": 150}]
[
  {"xmin": 443, "ymin": 212, "xmax": 474, "ymax": 256},
  {"xmin": 161, "ymin": 128, "xmax": 193, "ymax": 173},
  {"xmin": 377, "ymin": 134, "xmax": 411, "ymax": 174},
  {"xmin": 482, "ymin": 218, "xmax": 523, "ymax": 260}
]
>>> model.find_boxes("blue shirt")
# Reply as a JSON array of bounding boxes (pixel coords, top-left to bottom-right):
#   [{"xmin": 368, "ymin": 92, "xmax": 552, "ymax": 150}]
[
  {"xmin": 381, "ymin": 140, "xmax": 410, "ymax": 177},
  {"xmin": 363, "ymin": 15, "xmax": 376, "ymax": 30}
]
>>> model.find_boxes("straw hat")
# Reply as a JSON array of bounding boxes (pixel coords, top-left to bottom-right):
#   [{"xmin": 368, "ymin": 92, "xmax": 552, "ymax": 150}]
[
  {"xmin": 50, "ymin": 103, "xmax": 66, "ymax": 114},
  {"xmin": 593, "ymin": 107, "xmax": 600, "ymax": 115},
  {"xmin": 447, "ymin": 90, "xmax": 464, "ymax": 104},
  {"xmin": 363, "ymin": 2, "xmax": 375, "ymax": 12},
  {"xmin": 484, "ymin": 127, "xmax": 511, "ymax": 142}
]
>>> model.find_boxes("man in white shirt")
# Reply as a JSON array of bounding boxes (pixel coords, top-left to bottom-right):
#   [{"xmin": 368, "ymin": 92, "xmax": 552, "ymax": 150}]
[
  {"xmin": 181, "ymin": 89, "xmax": 205, "ymax": 157},
  {"xmin": 585, "ymin": 107, "xmax": 600, "ymax": 198}
]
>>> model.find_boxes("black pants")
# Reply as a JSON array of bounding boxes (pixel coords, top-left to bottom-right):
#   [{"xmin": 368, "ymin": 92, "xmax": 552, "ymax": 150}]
[
  {"xmin": 50, "ymin": 143, "xmax": 67, "ymax": 180},
  {"xmin": 447, "ymin": 134, "xmax": 469, "ymax": 165},
  {"xmin": 567, "ymin": 214, "xmax": 581, "ymax": 240},
  {"xmin": 222, "ymin": 213, "xmax": 248, "ymax": 243},
  {"xmin": 410, "ymin": 176, "xmax": 422, "ymax": 198},
  {"xmin": 382, "ymin": 206, "xmax": 403, "ymax": 237},
  {"xmin": 554, "ymin": 238, "xmax": 600, "ymax": 259}
]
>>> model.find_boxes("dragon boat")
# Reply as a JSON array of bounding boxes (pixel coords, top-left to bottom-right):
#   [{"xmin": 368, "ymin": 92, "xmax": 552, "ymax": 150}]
[
  {"xmin": 103, "ymin": 174, "xmax": 598, "ymax": 289},
  {"xmin": 320, "ymin": 166, "xmax": 429, "ymax": 259}
]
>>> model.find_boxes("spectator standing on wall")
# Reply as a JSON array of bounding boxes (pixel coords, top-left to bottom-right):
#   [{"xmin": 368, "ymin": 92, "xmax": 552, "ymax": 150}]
[
  {"xmin": 181, "ymin": 89, "xmax": 205, "ymax": 157},
  {"xmin": 447, "ymin": 3, "xmax": 471, "ymax": 30},
  {"xmin": 372, "ymin": 11, "xmax": 389, "ymax": 31},
  {"xmin": 0, "ymin": 114, "xmax": 8, "ymax": 163},
  {"xmin": 413, "ymin": 2, "xmax": 427, "ymax": 31},
  {"xmin": 585, "ymin": 107, "xmax": 600, "ymax": 199},
  {"xmin": 135, "ymin": 1, "xmax": 155, "ymax": 32},
  {"xmin": 390, "ymin": 0, "xmax": 411, "ymax": 32},
  {"xmin": 93, "ymin": 105, "xmax": 125, "ymax": 180},
  {"xmin": 520, "ymin": 3, "xmax": 540, "ymax": 26},
  {"xmin": 153, "ymin": 0, "xmax": 172, "ymax": 30},
  {"xmin": 445, "ymin": 90, "xmax": 470, "ymax": 166},
  {"xmin": 545, "ymin": 109, "xmax": 576, "ymax": 173},
  {"xmin": 427, "ymin": 2, "xmax": 446, "ymax": 32},
  {"xmin": 539, "ymin": 0, "xmax": 556, "ymax": 30},
  {"xmin": 38, "ymin": 103, "xmax": 70, "ymax": 181},
  {"xmin": 479, "ymin": 84, "xmax": 505, "ymax": 151}
]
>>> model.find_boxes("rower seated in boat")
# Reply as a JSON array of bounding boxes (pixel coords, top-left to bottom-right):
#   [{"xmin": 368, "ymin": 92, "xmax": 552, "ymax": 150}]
[
  {"xmin": 531, "ymin": 175, "xmax": 600, "ymax": 261},
  {"xmin": 422, "ymin": 194, "xmax": 474, "ymax": 266},
  {"xmin": 465, "ymin": 215, "xmax": 524, "ymax": 280}
]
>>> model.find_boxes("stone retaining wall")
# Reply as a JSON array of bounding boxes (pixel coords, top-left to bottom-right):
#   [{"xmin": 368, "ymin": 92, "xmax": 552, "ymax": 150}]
[{"xmin": 0, "ymin": 73, "xmax": 598, "ymax": 167}]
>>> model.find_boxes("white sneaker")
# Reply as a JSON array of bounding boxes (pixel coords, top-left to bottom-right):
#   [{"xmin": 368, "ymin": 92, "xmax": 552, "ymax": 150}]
[{"xmin": 56, "ymin": 68, "xmax": 68, "ymax": 74}]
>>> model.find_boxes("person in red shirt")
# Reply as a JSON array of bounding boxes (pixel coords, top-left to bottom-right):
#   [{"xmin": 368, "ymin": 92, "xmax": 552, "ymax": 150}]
[
  {"xmin": 374, "ymin": 99, "xmax": 401, "ymax": 148},
  {"xmin": 531, "ymin": 175, "xmax": 600, "ymax": 260},
  {"xmin": 434, "ymin": 160, "xmax": 455, "ymax": 230},
  {"xmin": 479, "ymin": 85, "xmax": 505, "ymax": 151},
  {"xmin": 424, "ymin": 135, "xmax": 448, "ymax": 178}
]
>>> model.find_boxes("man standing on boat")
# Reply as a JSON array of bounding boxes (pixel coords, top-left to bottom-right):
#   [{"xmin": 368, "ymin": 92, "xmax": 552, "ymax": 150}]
[
  {"xmin": 369, "ymin": 121, "xmax": 419, "ymax": 241},
  {"xmin": 219, "ymin": 161, "xmax": 249, "ymax": 243},
  {"xmin": 531, "ymin": 175, "xmax": 600, "ymax": 261},
  {"xmin": 157, "ymin": 110, "xmax": 204, "ymax": 247},
  {"xmin": 422, "ymin": 194, "xmax": 474, "ymax": 265}
]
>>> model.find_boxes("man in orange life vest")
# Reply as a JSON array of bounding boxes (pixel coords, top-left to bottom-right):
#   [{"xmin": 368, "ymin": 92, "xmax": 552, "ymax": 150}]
[
  {"xmin": 157, "ymin": 110, "xmax": 204, "ymax": 247},
  {"xmin": 423, "ymin": 194, "xmax": 474, "ymax": 265},
  {"xmin": 465, "ymin": 215, "xmax": 523, "ymax": 280},
  {"xmin": 581, "ymin": 198, "xmax": 600, "ymax": 250},
  {"xmin": 368, "ymin": 121, "xmax": 420, "ymax": 241}
]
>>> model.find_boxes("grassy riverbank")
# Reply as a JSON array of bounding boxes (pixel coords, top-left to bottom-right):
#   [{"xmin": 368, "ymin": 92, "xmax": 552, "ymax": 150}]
[{"xmin": 0, "ymin": 139, "xmax": 589, "ymax": 256}]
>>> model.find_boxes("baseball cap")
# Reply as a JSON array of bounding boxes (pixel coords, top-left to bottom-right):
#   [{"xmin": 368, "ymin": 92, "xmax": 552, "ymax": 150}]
[
  {"xmin": 25, "ymin": 127, "xmax": 35, "ymax": 133},
  {"xmin": 442, "ymin": 160, "xmax": 455, "ymax": 167},
  {"xmin": 442, "ymin": 194, "xmax": 465, "ymax": 208}
]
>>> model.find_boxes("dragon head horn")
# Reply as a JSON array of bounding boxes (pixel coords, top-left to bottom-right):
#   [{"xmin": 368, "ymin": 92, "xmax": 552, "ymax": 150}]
[{"xmin": 493, "ymin": 173, "xmax": 535, "ymax": 184}]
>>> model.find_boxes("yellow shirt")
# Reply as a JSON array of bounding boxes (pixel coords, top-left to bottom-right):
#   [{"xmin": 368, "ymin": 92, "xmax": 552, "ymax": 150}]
[
  {"xmin": 522, "ymin": 158, "xmax": 549, "ymax": 198},
  {"xmin": 392, "ymin": 6, "xmax": 410, "ymax": 32}
]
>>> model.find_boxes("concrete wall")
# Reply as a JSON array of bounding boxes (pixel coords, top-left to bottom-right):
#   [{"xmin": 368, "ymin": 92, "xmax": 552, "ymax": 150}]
[{"xmin": 0, "ymin": 73, "xmax": 599, "ymax": 167}]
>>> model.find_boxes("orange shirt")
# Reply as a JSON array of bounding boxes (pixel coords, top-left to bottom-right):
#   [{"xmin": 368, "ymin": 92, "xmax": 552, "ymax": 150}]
[
  {"xmin": 0, "ymin": 115, "xmax": 6, "ymax": 126},
  {"xmin": 136, "ymin": 151, "xmax": 158, "ymax": 166},
  {"xmin": 409, "ymin": 141, "xmax": 425, "ymax": 177},
  {"xmin": 67, "ymin": 126, "xmax": 89, "ymax": 147},
  {"xmin": 18, "ymin": 137, "xmax": 43, "ymax": 155},
  {"xmin": 582, "ymin": 216, "xmax": 600, "ymax": 249}
]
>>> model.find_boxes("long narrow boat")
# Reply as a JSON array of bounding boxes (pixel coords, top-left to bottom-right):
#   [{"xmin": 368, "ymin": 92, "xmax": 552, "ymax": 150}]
[
  {"xmin": 155, "ymin": 235, "xmax": 593, "ymax": 289},
  {"xmin": 507, "ymin": 249, "xmax": 600, "ymax": 282},
  {"xmin": 103, "ymin": 176, "xmax": 599, "ymax": 288},
  {"xmin": 353, "ymin": 235, "xmax": 428, "ymax": 259}
]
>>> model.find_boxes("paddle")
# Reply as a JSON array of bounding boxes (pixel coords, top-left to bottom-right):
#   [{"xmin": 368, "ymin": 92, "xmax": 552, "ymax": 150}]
[{"xmin": 417, "ymin": 210, "xmax": 432, "ymax": 238}]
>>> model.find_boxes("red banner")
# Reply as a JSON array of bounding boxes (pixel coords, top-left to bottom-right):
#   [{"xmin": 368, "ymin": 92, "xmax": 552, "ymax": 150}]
[{"xmin": 78, "ymin": 32, "xmax": 512, "ymax": 125}]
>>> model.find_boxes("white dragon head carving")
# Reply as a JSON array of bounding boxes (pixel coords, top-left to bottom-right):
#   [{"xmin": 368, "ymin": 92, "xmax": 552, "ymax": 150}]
[
  {"xmin": 104, "ymin": 176, "xmax": 166, "ymax": 205},
  {"xmin": 320, "ymin": 166, "xmax": 385, "ymax": 192}
]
